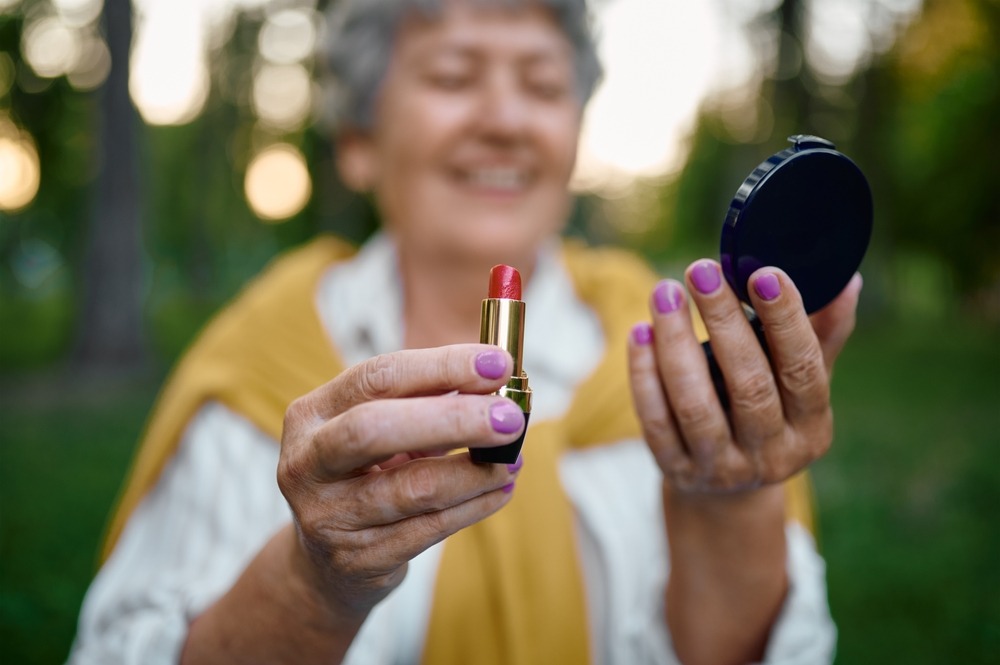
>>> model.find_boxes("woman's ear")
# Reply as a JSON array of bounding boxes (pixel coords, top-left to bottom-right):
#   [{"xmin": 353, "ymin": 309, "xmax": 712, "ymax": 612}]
[{"xmin": 336, "ymin": 131, "xmax": 377, "ymax": 193}]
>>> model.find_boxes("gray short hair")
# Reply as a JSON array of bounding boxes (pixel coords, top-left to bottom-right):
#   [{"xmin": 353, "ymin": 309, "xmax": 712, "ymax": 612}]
[{"xmin": 323, "ymin": 0, "xmax": 603, "ymax": 131}]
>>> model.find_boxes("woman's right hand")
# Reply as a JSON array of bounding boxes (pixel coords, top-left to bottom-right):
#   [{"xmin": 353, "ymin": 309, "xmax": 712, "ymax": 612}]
[{"xmin": 276, "ymin": 344, "xmax": 525, "ymax": 623}]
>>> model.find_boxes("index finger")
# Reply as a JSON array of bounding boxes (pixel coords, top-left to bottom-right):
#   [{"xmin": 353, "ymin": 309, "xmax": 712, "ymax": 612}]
[{"xmin": 297, "ymin": 344, "xmax": 513, "ymax": 421}]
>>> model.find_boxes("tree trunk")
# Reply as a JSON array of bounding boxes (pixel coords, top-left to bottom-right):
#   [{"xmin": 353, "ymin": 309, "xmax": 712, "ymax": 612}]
[
  {"xmin": 769, "ymin": 0, "xmax": 812, "ymax": 136},
  {"xmin": 75, "ymin": 0, "xmax": 145, "ymax": 371}
]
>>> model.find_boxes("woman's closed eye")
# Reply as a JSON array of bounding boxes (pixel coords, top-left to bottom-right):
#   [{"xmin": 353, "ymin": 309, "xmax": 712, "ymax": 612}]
[
  {"xmin": 426, "ymin": 68, "xmax": 475, "ymax": 91},
  {"xmin": 522, "ymin": 61, "xmax": 572, "ymax": 101},
  {"xmin": 525, "ymin": 77, "xmax": 569, "ymax": 101},
  {"xmin": 421, "ymin": 54, "xmax": 478, "ymax": 91}
]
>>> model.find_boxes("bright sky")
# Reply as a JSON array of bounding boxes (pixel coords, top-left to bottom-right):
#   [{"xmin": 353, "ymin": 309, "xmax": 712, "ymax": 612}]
[{"xmin": 572, "ymin": 0, "xmax": 724, "ymax": 188}]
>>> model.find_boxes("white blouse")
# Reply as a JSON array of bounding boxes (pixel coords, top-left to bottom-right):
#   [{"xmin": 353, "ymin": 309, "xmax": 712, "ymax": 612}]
[{"xmin": 68, "ymin": 234, "xmax": 836, "ymax": 664}]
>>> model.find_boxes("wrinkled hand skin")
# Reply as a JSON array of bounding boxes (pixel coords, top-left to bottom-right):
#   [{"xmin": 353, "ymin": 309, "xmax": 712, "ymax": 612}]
[
  {"xmin": 629, "ymin": 263, "xmax": 863, "ymax": 494},
  {"xmin": 277, "ymin": 344, "xmax": 525, "ymax": 620}
]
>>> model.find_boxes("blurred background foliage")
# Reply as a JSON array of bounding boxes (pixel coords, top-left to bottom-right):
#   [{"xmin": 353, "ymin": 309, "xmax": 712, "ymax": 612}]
[{"xmin": 1, "ymin": 0, "xmax": 998, "ymax": 663}]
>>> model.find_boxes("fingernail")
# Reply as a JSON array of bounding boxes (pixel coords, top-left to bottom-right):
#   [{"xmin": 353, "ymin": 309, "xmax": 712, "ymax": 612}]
[
  {"xmin": 507, "ymin": 454, "xmax": 524, "ymax": 474},
  {"xmin": 631, "ymin": 322, "xmax": 654, "ymax": 345},
  {"xmin": 690, "ymin": 261, "xmax": 721, "ymax": 295},
  {"xmin": 489, "ymin": 401, "xmax": 524, "ymax": 434},
  {"xmin": 753, "ymin": 272, "xmax": 781, "ymax": 301},
  {"xmin": 653, "ymin": 280, "xmax": 683, "ymax": 314},
  {"xmin": 475, "ymin": 350, "xmax": 508, "ymax": 380},
  {"xmin": 502, "ymin": 482, "xmax": 516, "ymax": 494}
]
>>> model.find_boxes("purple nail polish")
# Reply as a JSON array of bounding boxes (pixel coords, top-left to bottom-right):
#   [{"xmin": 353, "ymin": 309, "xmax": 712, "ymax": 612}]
[
  {"xmin": 506, "ymin": 454, "xmax": 524, "ymax": 474},
  {"xmin": 754, "ymin": 273, "xmax": 781, "ymax": 301},
  {"xmin": 489, "ymin": 401, "xmax": 524, "ymax": 434},
  {"xmin": 690, "ymin": 261, "xmax": 721, "ymax": 295},
  {"xmin": 631, "ymin": 322, "xmax": 654, "ymax": 345},
  {"xmin": 653, "ymin": 281, "xmax": 683, "ymax": 314},
  {"xmin": 475, "ymin": 350, "xmax": 508, "ymax": 380},
  {"xmin": 502, "ymin": 482, "xmax": 515, "ymax": 494}
]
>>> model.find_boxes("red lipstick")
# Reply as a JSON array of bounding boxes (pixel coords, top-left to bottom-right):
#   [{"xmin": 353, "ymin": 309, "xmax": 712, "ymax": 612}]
[
  {"xmin": 489, "ymin": 264, "xmax": 522, "ymax": 300},
  {"xmin": 471, "ymin": 264, "xmax": 532, "ymax": 464}
]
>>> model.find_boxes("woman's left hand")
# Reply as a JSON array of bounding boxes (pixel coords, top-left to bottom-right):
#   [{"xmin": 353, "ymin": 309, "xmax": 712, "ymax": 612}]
[{"xmin": 627, "ymin": 259, "xmax": 862, "ymax": 494}]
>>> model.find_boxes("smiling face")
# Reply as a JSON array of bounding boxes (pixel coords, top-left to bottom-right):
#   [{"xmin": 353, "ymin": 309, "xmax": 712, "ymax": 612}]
[{"xmin": 338, "ymin": 2, "xmax": 583, "ymax": 269}]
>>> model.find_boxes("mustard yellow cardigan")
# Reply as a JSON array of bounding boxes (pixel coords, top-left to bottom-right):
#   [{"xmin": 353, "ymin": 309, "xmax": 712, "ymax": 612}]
[{"xmin": 102, "ymin": 236, "xmax": 814, "ymax": 665}]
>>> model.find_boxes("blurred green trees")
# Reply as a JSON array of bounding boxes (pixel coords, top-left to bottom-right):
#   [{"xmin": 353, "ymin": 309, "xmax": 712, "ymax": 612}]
[
  {"xmin": 1, "ymin": 4, "xmax": 93, "ymax": 368},
  {"xmin": 879, "ymin": 0, "xmax": 1000, "ymax": 302},
  {"xmin": 637, "ymin": 0, "xmax": 1000, "ymax": 323}
]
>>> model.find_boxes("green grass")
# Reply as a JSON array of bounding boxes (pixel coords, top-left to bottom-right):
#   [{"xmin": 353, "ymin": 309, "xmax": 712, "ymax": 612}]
[
  {"xmin": 0, "ymin": 379, "xmax": 158, "ymax": 665},
  {"xmin": 818, "ymin": 319, "xmax": 1000, "ymax": 663},
  {"xmin": 0, "ymin": 318, "xmax": 997, "ymax": 664}
]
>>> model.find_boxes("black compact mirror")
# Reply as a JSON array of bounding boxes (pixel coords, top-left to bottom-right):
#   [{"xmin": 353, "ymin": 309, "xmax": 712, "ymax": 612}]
[
  {"xmin": 705, "ymin": 135, "xmax": 873, "ymax": 406},
  {"xmin": 721, "ymin": 134, "xmax": 873, "ymax": 313}
]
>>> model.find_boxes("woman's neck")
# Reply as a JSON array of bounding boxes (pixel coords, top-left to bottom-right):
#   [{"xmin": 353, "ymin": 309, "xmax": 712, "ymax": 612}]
[{"xmin": 397, "ymin": 247, "xmax": 535, "ymax": 350}]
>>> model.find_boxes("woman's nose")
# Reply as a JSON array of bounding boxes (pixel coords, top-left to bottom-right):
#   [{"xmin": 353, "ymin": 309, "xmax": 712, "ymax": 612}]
[{"xmin": 475, "ymin": 71, "xmax": 529, "ymax": 143}]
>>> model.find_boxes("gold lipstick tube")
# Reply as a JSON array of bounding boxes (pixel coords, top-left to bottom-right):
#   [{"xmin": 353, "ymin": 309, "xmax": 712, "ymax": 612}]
[{"xmin": 470, "ymin": 297, "xmax": 532, "ymax": 464}]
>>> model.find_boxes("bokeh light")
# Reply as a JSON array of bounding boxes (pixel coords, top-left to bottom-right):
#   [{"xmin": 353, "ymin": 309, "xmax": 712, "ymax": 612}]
[
  {"xmin": 244, "ymin": 143, "xmax": 311, "ymax": 221},
  {"xmin": 10, "ymin": 238, "xmax": 63, "ymax": 290},
  {"xmin": 805, "ymin": 0, "xmax": 872, "ymax": 85},
  {"xmin": 22, "ymin": 16, "xmax": 81, "ymax": 78},
  {"xmin": 129, "ymin": 0, "xmax": 210, "ymax": 125},
  {"xmin": 67, "ymin": 32, "xmax": 111, "ymax": 91},
  {"xmin": 252, "ymin": 62, "xmax": 313, "ymax": 130},
  {"xmin": 258, "ymin": 8, "xmax": 317, "ymax": 65},
  {"xmin": 52, "ymin": 0, "xmax": 103, "ymax": 28},
  {"xmin": 0, "ymin": 120, "xmax": 41, "ymax": 212},
  {"xmin": 17, "ymin": 1, "xmax": 111, "ymax": 90}
]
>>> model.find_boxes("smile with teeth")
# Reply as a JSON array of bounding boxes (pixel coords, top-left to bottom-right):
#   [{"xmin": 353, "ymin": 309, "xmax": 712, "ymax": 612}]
[{"xmin": 462, "ymin": 168, "xmax": 529, "ymax": 191}]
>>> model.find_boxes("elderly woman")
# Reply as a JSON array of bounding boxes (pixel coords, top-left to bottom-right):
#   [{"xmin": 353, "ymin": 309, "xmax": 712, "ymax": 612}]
[{"xmin": 70, "ymin": 1, "xmax": 860, "ymax": 663}]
